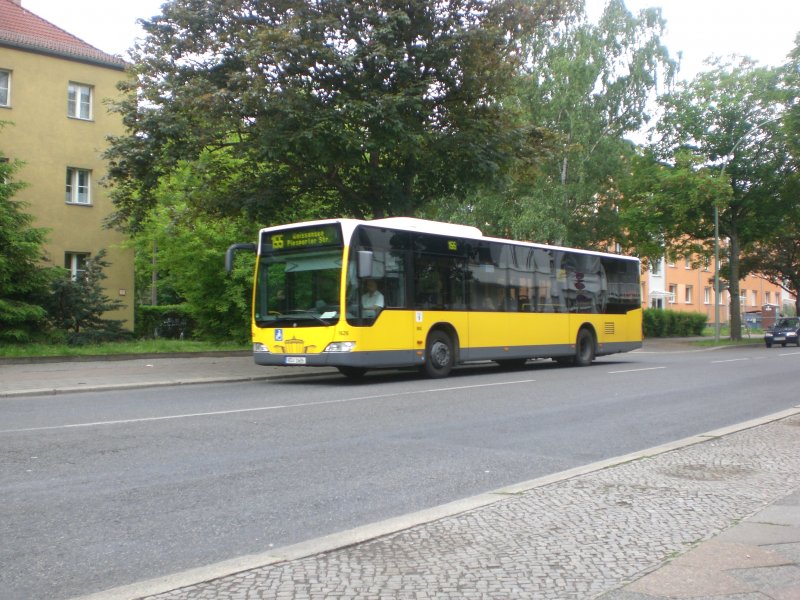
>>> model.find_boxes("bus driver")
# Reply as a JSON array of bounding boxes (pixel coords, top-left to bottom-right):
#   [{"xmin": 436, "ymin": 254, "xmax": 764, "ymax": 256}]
[{"xmin": 361, "ymin": 278, "xmax": 385, "ymax": 317}]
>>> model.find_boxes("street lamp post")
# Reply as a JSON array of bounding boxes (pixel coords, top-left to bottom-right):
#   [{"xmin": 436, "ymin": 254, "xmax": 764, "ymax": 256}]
[{"xmin": 714, "ymin": 205, "xmax": 720, "ymax": 342}]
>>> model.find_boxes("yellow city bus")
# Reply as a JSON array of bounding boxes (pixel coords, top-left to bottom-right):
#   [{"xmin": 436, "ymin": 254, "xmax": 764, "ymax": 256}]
[{"xmin": 226, "ymin": 217, "xmax": 642, "ymax": 378}]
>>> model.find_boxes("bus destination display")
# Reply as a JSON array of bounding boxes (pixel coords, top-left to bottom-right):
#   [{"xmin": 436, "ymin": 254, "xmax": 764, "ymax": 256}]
[{"xmin": 264, "ymin": 225, "xmax": 342, "ymax": 251}]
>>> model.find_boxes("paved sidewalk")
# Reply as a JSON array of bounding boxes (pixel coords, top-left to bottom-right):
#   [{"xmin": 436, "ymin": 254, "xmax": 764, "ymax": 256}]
[{"xmin": 0, "ymin": 354, "xmax": 338, "ymax": 397}]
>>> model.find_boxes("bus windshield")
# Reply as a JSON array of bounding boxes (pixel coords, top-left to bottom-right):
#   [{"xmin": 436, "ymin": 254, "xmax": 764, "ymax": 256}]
[{"xmin": 255, "ymin": 249, "xmax": 343, "ymax": 327}]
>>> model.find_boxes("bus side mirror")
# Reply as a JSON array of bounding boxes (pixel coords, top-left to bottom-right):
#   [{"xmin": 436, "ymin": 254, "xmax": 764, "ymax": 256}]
[
  {"xmin": 225, "ymin": 243, "xmax": 256, "ymax": 273},
  {"xmin": 357, "ymin": 250, "xmax": 373, "ymax": 278}
]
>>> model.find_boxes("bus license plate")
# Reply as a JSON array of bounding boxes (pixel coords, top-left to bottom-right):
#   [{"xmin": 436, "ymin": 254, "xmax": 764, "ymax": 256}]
[{"xmin": 285, "ymin": 356, "xmax": 307, "ymax": 365}]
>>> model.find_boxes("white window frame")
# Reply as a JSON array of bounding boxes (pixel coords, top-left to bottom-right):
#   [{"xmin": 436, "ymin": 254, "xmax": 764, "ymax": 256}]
[
  {"xmin": 65, "ymin": 252, "xmax": 89, "ymax": 281},
  {"xmin": 685, "ymin": 285, "xmax": 693, "ymax": 304},
  {"xmin": 0, "ymin": 69, "xmax": 10, "ymax": 107},
  {"xmin": 67, "ymin": 82, "xmax": 92, "ymax": 120},
  {"xmin": 704, "ymin": 287, "xmax": 711, "ymax": 305},
  {"xmin": 668, "ymin": 284, "xmax": 677, "ymax": 304},
  {"xmin": 752, "ymin": 290, "xmax": 758, "ymax": 307},
  {"xmin": 66, "ymin": 167, "xmax": 91, "ymax": 205}
]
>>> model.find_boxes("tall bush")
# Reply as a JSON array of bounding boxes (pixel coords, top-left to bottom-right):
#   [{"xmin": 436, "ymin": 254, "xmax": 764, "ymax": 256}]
[
  {"xmin": 643, "ymin": 308, "xmax": 706, "ymax": 338},
  {"xmin": 46, "ymin": 249, "xmax": 129, "ymax": 345},
  {"xmin": 0, "ymin": 150, "xmax": 57, "ymax": 342}
]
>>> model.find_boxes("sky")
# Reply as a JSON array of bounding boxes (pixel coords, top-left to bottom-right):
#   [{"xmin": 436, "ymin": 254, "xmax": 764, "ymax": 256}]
[{"xmin": 21, "ymin": 0, "xmax": 800, "ymax": 81}]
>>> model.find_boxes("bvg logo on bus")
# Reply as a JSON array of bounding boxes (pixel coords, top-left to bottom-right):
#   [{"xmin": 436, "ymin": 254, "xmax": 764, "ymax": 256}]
[
  {"xmin": 448, "ymin": 240, "xmax": 457, "ymax": 251},
  {"xmin": 271, "ymin": 234, "xmax": 284, "ymax": 249}
]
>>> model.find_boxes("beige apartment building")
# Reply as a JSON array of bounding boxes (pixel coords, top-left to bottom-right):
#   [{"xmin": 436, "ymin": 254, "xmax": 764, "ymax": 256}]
[
  {"xmin": 0, "ymin": 0, "xmax": 134, "ymax": 328},
  {"xmin": 643, "ymin": 255, "xmax": 790, "ymax": 328}
]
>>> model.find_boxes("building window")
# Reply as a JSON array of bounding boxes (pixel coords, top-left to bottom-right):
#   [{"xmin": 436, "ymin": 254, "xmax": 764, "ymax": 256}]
[
  {"xmin": 766, "ymin": 291, "xmax": 771, "ymax": 304},
  {"xmin": 65, "ymin": 252, "xmax": 89, "ymax": 280},
  {"xmin": 752, "ymin": 290, "xmax": 758, "ymax": 306},
  {"xmin": 685, "ymin": 285, "xmax": 693, "ymax": 304},
  {"xmin": 0, "ymin": 69, "xmax": 10, "ymax": 107},
  {"xmin": 704, "ymin": 287, "xmax": 711, "ymax": 304},
  {"xmin": 740, "ymin": 290, "xmax": 747, "ymax": 306},
  {"xmin": 66, "ymin": 168, "xmax": 91, "ymax": 204},
  {"xmin": 67, "ymin": 82, "xmax": 92, "ymax": 119},
  {"xmin": 685, "ymin": 257, "xmax": 692, "ymax": 269},
  {"xmin": 702, "ymin": 256, "xmax": 710, "ymax": 271},
  {"xmin": 668, "ymin": 284, "xmax": 677, "ymax": 304}
]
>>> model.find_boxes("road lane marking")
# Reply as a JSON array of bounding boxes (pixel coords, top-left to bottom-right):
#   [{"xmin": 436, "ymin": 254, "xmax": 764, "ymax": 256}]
[
  {"xmin": 0, "ymin": 379, "xmax": 537, "ymax": 434},
  {"xmin": 711, "ymin": 358, "xmax": 751, "ymax": 364},
  {"xmin": 608, "ymin": 367, "xmax": 667, "ymax": 374}
]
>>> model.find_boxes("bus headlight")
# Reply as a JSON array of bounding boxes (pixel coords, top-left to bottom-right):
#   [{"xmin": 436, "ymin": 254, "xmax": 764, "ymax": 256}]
[
  {"xmin": 324, "ymin": 341, "xmax": 356, "ymax": 353},
  {"xmin": 253, "ymin": 343, "xmax": 270, "ymax": 353}
]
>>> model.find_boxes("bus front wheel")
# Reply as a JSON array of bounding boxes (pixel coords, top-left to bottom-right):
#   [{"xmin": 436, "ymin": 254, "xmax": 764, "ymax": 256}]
[
  {"xmin": 575, "ymin": 329, "xmax": 595, "ymax": 367},
  {"xmin": 424, "ymin": 331, "xmax": 454, "ymax": 378}
]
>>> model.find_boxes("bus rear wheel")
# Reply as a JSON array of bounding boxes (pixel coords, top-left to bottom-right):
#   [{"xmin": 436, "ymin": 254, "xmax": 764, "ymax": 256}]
[
  {"xmin": 575, "ymin": 328, "xmax": 595, "ymax": 367},
  {"xmin": 424, "ymin": 331, "xmax": 454, "ymax": 378}
]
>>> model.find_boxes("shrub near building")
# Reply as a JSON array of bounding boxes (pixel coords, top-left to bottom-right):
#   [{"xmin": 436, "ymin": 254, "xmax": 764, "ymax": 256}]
[{"xmin": 643, "ymin": 309, "xmax": 706, "ymax": 338}]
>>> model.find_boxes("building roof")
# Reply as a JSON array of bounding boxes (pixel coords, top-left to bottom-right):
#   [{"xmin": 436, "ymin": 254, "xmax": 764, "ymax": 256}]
[{"xmin": 0, "ymin": 0, "xmax": 126, "ymax": 70}]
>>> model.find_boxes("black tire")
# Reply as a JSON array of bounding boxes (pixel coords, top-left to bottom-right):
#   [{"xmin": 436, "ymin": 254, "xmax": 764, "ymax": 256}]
[
  {"xmin": 424, "ymin": 330, "xmax": 454, "ymax": 378},
  {"xmin": 766, "ymin": 342, "xmax": 772, "ymax": 348},
  {"xmin": 575, "ymin": 328, "xmax": 595, "ymax": 367},
  {"xmin": 337, "ymin": 366, "xmax": 367, "ymax": 379},
  {"xmin": 781, "ymin": 342, "xmax": 787, "ymax": 347}
]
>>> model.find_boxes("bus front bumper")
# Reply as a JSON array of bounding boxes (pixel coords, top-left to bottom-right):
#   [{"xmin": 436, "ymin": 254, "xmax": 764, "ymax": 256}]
[{"xmin": 253, "ymin": 348, "xmax": 421, "ymax": 369}]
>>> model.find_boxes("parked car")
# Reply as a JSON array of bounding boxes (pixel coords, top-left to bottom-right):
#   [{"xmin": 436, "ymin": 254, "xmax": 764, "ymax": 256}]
[{"xmin": 764, "ymin": 317, "xmax": 800, "ymax": 348}]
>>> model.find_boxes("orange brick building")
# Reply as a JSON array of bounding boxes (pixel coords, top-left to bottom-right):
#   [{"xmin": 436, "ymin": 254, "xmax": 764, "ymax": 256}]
[{"xmin": 642, "ymin": 255, "xmax": 790, "ymax": 327}]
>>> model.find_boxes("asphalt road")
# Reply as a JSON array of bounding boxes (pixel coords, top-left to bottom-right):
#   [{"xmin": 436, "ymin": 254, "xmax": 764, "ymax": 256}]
[{"xmin": 2, "ymin": 344, "xmax": 799, "ymax": 599}]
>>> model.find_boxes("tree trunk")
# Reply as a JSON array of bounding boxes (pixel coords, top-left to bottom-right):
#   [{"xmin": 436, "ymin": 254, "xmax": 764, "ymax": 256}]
[{"xmin": 728, "ymin": 230, "xmax": 742, "ymax": 341}]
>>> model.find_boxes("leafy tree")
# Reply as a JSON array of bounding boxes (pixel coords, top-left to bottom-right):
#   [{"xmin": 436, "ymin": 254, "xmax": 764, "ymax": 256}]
[
  {"xmin": 743, "ymin": 203, "xmax": 800, "ymax": 316},
  {"xmin": 134, "ymin": 202, "xmax": 257, "ymax": 342},
  {"xmin": 106, "ymin": 0, "xmax": 568, "ymax": 232},
  {"xmin": 617, "ymin": 148, "xmax": 728, "ymax": 268},
  {"xmin": 432, "ymin": 0, "xmax": 675, "ymax": 246},
  {"xmin": 131, "ymin": 159, "xmax": 259, "ymax": 341},
  {"xmin": 0, "ymin": 144, "xmax": 56, "ymax": 343},
  {"xmin": 652, "ymin": 57, "xmax": 789, "ymax": 339},
  {"xmin": 743, "ymin": 34, "xmax": 800, "ymax": 316},
  {"xmin": 46, "ymin": 250, "xmax": 129, "ymax": 344}
]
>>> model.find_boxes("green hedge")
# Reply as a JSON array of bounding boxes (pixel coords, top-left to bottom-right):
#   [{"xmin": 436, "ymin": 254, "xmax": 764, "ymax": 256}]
[
  {"xmin": 136, "ymin": 304, "xmax": 196, "ymax": 339},
  {"xmin": 643, "ymin": 308, "xmax": 706, "ymax": 338}
]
